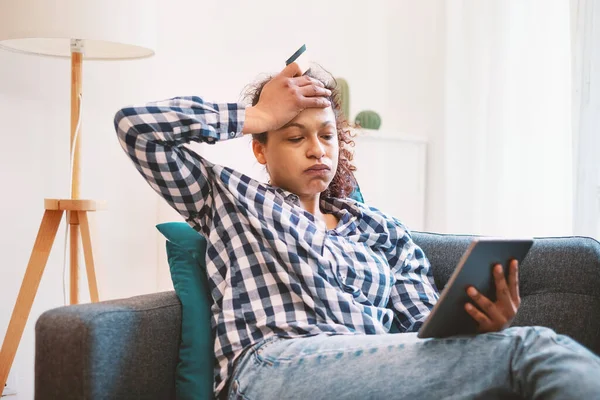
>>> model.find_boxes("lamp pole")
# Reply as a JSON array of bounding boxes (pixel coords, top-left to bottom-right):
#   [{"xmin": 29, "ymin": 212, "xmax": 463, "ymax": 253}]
[{"xmin": 69, "ymin": 39, "xmax": 83, "ymax": 304}]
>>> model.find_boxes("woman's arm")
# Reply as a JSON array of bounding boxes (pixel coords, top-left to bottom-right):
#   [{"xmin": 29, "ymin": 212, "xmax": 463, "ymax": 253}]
[
  {"xmin": 114, "ymin": 62, "xmax": 331, "ymax": 232},
  {"xmin": 114, "ymin": 96, "xmax": 245, "ymax": 230},
  {"xmin": 387, "ymin": 232, "xmax": 440, "ymax": 333}
]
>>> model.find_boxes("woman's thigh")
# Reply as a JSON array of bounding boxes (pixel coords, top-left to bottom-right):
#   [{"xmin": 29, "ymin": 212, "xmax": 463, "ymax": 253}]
[{"xmin": 227, "ymin": 329, "xmax": 531, "ymax": 400}]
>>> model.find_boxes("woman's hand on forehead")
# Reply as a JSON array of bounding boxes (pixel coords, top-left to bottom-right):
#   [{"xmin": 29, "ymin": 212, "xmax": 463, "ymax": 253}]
[{"xmin": 242, "ymin": 63, "xmax": 332, "ymax": 135}]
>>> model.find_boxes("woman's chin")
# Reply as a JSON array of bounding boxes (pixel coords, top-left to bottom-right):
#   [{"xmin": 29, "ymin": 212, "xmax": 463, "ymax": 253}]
[
  {"xmin": 304, "ymin": 180, "xmax": 331, "ymax": 195},
  {"xmin": 281, "ymin": 177, "xmax": 332, "ymax": 197}
]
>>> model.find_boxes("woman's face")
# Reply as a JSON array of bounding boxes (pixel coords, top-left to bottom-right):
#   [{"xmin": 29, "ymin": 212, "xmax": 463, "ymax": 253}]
[{"xmin": 252, "ymin": 106, "xmax": 339, "ymax": 198}]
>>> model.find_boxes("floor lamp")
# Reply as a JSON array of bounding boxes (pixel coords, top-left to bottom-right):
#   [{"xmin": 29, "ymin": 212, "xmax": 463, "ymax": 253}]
[{"xmin": 0, "ymin": 0, "xmax": 156, "ymax": 390}]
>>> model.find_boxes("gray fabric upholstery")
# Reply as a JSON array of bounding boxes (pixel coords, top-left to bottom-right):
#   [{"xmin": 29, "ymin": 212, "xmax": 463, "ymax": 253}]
[
  {"xmin": 35, "ymin": 233, "xmax": 600, "ymax": 399},
  {"xmin": 35, "ymin": 291, "xmax": 181, "ymax": 400}
]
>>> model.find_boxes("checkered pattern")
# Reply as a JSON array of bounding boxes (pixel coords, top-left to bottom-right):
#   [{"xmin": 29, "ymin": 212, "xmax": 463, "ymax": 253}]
[{"xmin": 114, "ymin": 96, "xmax": 440, "ymax": 398}]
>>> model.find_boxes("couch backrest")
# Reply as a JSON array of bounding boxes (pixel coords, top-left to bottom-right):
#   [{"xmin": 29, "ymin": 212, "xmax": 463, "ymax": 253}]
[{"xmin": 412, "ymin": 231, "xmax": 600, "ymax": 355}]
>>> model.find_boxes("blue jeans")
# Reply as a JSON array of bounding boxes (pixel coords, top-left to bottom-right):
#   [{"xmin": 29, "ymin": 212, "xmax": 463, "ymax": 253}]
[{"xmin": 226, "ymin": 327, "xmax": 600, "ymax": 399}]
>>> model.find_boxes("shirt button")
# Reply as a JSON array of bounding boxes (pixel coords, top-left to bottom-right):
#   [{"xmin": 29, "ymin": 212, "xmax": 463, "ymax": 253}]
[{"xmin": 229, "ymin": 131, "xmax": 236, "ymax": 137}]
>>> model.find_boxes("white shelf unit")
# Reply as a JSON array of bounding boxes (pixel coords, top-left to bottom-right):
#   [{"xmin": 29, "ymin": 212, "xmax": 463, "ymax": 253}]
[{"xmin": 352, "ymin": 129, "xmax": 428, "ymax": 231}]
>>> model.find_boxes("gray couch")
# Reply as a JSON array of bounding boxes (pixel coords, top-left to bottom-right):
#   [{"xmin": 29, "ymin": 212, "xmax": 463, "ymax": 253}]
[{"xmin": 34, "ymin": 232, "xmax": 600, "ymax": 400}]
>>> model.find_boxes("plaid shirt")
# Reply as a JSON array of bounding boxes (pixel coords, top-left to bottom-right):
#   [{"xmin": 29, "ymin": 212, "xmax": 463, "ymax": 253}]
[{"xmin": 114, "ymin": 96, "xmax": 440, "ymax": 398}]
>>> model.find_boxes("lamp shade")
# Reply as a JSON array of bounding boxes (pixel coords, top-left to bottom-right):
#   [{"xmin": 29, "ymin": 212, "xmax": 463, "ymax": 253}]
[{"xmin": 0, "ymin": 0, "xmax": 156, "ymax": 60}]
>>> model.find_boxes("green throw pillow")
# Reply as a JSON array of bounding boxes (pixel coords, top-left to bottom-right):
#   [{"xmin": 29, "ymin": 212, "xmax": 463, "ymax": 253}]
[
  {"xmin": 349, "ymin": 181, "xmax": 364, "ymax": 203},
  {"xmin": 156, "ymin": 222, "xmax": 213, "ymax": 400}
]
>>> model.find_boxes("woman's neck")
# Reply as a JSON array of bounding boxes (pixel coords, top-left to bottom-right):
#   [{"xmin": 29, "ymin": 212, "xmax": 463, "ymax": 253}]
[
  {"xmin": 298, "ymin": 194, "xmax": 324, "ymax": 218},
  {"xmin": 298, "ymin": 193, "xmax": 339, "ymax": 230}
]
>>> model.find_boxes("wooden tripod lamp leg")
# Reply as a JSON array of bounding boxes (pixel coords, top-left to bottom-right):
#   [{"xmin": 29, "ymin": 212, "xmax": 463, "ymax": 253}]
[
  {"xmin": 0, "ymin": 210, "xmax": 64, "ymax": 389},
  {"xmin": 78, "ymin": 211, "xmax": 99, "ymax": 303},
  {"xmin": 69, "ymin": 214, "xmax": 80, "ymax": 304},
  {"xmin": 68, "ymin": 211, "xmax": 80, "ymax": 305}
]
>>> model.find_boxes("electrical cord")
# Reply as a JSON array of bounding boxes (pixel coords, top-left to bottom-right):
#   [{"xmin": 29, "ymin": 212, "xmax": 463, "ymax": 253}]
[{"xmin": 62, "ymin": 92, "xmax": 83, "ymax": 305}]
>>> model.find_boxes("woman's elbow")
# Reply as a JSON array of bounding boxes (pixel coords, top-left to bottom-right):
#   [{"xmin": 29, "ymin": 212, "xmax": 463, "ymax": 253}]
[{"xmin": 113, "ymin": 107, "xmax": 135, "ymax": 139}]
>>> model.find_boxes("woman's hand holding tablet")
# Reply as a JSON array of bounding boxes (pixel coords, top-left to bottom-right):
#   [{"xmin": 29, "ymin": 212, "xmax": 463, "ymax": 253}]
[{"xmin": 417, "ymin": 238, "xmax": 534, "ymax": 339}]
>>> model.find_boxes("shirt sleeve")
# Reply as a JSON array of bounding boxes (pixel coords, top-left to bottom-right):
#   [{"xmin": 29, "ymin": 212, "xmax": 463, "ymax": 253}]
[
  {"xmin": 113, "ymin": 96, "xmax": 246, "ymax": 233},
  {"xmin": 387, "ymin": 226, "xmax": 440, "ymax": 333}
]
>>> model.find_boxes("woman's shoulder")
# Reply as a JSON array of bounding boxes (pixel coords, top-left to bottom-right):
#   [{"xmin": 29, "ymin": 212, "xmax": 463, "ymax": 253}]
[{"xmin": 333, "ymin": 197, "xmax": 413, "ymax": 237}]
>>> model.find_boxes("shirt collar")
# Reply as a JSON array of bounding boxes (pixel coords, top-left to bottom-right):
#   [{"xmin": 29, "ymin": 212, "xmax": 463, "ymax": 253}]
[
  {"xmin": 269, "ymin": 185, "xmax": 363, "ymax": 232},
  {"xmin": 271, "ymin": 186, "xmax": 301, "ymax": 206},
  {"xmin": 320, "ymin": 196, "xmax": 361, "ymax": 217},
  {"xmin": 270, "ymin": 186, "xmax": 361, "ymax": 213}
]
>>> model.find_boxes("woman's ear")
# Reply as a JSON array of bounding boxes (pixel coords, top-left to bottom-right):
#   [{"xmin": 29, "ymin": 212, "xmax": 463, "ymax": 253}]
[{"xmin": 252, "ymin": 139, "xmax": 267, "ymax": 165}]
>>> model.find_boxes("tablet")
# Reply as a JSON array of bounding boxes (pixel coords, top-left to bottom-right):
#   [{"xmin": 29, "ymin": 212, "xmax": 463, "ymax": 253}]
[{"xmin": 417, "ymin": 237, "xmax": 534, "ymax": 339}]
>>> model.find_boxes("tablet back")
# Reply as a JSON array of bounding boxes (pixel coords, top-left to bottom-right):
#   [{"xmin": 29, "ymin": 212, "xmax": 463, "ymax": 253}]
[{"xmin": 417, "ymin": 238, "xmax": 534, "ymax": 339}]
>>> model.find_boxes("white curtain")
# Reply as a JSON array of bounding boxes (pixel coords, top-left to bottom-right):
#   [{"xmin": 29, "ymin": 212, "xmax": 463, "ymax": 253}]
[
  {"xmin": 571, "ymin": 0, "xmax": 600, "ymax": 239},
  {"xmin": 435, "ymin": 0, "xmax": 573, "ymax": 237}
]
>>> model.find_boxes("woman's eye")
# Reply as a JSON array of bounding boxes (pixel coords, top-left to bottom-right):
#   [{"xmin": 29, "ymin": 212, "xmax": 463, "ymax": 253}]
[
  {"xmin": 288, "ymin": 137, "xmax": 303, "ymax": 143},
  {"xmin": 322, "ymin": 135, "xmax": 335, "ymax": 140}
]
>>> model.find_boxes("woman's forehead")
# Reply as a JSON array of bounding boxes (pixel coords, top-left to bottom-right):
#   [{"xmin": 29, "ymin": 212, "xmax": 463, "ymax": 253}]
[{"xmin": 290, "ymin": 106, "xmax": 336, "ymax": 126}]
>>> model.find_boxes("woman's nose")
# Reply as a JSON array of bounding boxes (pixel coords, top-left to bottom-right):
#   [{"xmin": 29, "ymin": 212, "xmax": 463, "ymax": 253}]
[{"xmin": 307, "ymin": 138, "xmax": 325, "ymax": 159}]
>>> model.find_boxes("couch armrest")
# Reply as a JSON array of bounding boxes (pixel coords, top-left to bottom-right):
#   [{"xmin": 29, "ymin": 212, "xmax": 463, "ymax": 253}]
[
  {"xmin": 35, "ymin": 291, "xmax": 181, "ymax": 400},
  {"xmin": 413, "ymin": 232, "xmax": 600, "ymax": 355}
]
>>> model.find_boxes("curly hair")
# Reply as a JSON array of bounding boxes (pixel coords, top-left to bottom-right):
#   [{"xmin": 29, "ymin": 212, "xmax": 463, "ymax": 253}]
[{"xmin": 242, "ymin": 65, "xmax": 358, "ymax": 200}]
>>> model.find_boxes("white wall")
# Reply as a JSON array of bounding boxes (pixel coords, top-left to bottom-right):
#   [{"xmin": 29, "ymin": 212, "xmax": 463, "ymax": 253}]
[
  {"xmin": 435, "ymin": 0, "xmax": 573, "ymax": 237},
  {"xmin": 1, "ymin": 1, "xmax": 444, "ymax": 398}
]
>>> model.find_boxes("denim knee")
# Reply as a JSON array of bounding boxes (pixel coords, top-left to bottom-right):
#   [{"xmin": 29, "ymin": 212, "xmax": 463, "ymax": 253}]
[
  {"xmin": 492, "ymin": 325, "xmax": 557, "ymax": 341},
  {"xmin": 503, "ymin": 325, "xmax": 599, "ymax": 363}
]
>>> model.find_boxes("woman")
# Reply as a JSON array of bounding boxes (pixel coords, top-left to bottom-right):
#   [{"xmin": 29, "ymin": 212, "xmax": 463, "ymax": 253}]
[{"xmin": 115, "ymin": 62, "xmax": 600, "ymax": 399}]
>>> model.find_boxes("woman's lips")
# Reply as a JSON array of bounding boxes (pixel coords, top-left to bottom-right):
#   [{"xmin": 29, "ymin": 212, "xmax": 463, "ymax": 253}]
[
  {"xmin": 305, "ymin": 165, "xmax": 330, "ymax": 172},
  {"xmin": 304, "ymin": 165, "xmax": 331, "ymax": 176}
]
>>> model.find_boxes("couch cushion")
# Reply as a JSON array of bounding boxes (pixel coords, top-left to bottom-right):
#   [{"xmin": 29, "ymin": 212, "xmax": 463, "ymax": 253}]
[{"xmin": 156, "ymin": 222, "xmax": 213, "ymax": 400}]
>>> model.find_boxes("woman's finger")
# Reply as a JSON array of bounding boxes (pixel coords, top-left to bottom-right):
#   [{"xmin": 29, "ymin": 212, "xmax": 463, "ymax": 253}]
[
  {"xmin": 467, "ymin": 287, "xmax": 506, "ymax": 323},
  {"xmin": 493, "ymin": 264, "xmax": 513, "ymax": 307},
  {"xmin": 298, "ymin": 96, "xmax": 331, "ymax": 109},
  {"xmin": 281, "ymin": 62, "xmax": 302, "ymax": 78},
  {"xmin": 298, "ymin": 84, "xmax": 332, "ymax": 98},
  {"xmin": 292, "ymin": 75, "xmax": 325, "ymax": 88},
  {"xmin": 508, "ymin": 260, "xmax": 520, "ymax": 305},
  {"xmin": 465, "ymin": 302, "xmax": 491, "ymax": 329}
]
